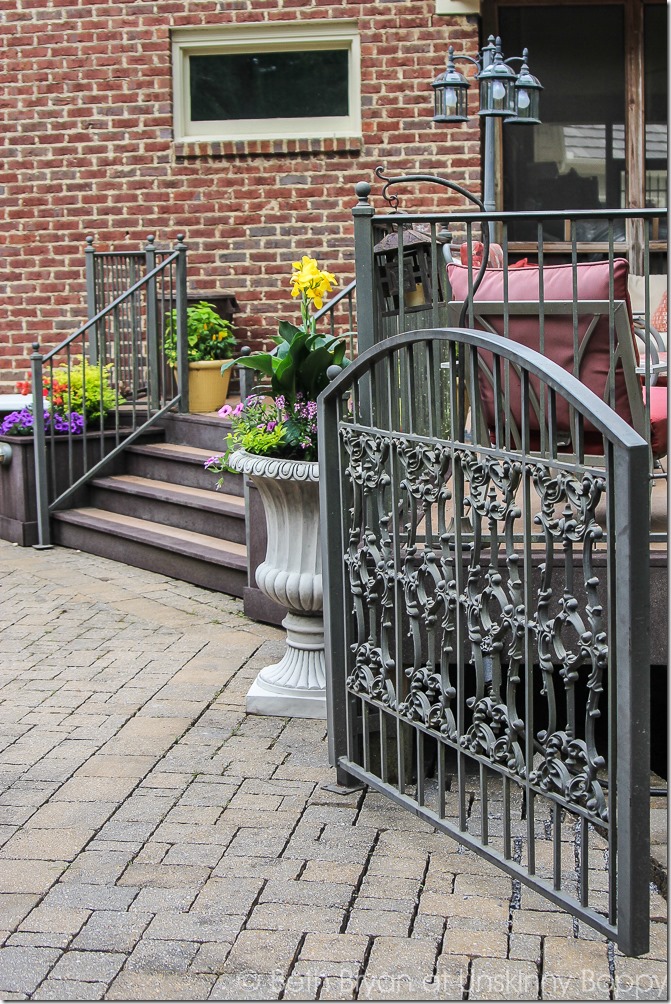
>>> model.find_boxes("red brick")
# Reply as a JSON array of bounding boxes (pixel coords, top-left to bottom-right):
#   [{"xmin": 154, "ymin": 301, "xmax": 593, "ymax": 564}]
[{"xmin": 1, "ymin": 0, "xmax": 480, "ymax": 390}]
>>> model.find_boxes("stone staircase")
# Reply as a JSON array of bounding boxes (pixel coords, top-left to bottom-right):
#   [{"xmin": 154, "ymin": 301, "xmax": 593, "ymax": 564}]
[{"xmin": 51, "ymin": 412, "xmax": 248, "ymax": 597}]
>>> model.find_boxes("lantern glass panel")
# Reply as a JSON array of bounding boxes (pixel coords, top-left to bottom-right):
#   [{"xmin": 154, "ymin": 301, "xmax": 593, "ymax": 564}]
[
  {"xmin": 433, "ymin": 81, "xmax": 468, "ymax": 122},
  {"xmin": 479, "ymin": 76, "xmax": 516, "ymax": 117},
  {"xmin": 507, "ymin": 87, "xmax": 541, "ymax": 124}
]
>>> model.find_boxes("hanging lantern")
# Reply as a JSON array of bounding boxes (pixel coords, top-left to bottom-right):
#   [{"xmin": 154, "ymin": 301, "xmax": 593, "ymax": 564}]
[
  {"xmin": 373, "ymin": 224, "xmax": 440, "ymax": 318},
  {"xmin": 432, "ymin": 47, "xmax": 470, "ymax": 123},
  {"xmin": 476, "ymin": 38, "xmax": 517, "ymax": 118},
  {"xmin": 505, "ymin": 49, "xmax": 543, "ymax": 124}
]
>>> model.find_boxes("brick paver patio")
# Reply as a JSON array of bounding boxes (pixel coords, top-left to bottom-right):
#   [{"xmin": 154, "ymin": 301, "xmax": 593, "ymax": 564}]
[{"xmin": 0, "ymin": 540, "xmax": 666, "ymax": 1000}]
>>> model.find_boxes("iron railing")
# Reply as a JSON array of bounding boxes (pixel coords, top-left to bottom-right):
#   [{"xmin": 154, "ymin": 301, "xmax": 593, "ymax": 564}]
[
  {"xmin": 319, "ymin": 325, "xmax": 651, "ymax": 956},
  {"xmin": 315, "ymin": 180, "xmax": 667, "ymax": 539},
  {"xmin": 31, "ymin": 236, "xmax": 189, "ymax": 547},
  {"xmin": 84, "ymin": 236, "xmax": 175, "ymax": 398}
]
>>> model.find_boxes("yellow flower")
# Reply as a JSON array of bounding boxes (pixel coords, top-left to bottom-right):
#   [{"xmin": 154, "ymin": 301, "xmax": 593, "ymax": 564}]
[{"xmin": 288, "ymin": 255, "xmax": 338, "ymax": 310}]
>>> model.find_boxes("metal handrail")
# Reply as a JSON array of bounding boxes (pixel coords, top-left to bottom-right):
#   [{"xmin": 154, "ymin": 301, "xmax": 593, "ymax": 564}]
[
  {"xmin": 31, "ymin": 236, "xmax": 189, "ymax": 548},
  {"xmin": 45, "ymin": 251, "xmax": 179, "ymax": 361}
]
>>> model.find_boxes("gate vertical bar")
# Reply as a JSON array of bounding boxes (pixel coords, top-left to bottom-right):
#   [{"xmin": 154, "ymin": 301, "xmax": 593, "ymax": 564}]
[
  {"xmin": 30, "ymin": 344, "xmax": 51, "ymax": 548},
  {"xmin": 614, "ymin": 439, "xmax": 651, "ymax": 957},
  {"xmin": 145, "ymin": 235, "xmax": 159, "ymax": 411},
  {"xmin": 174, "ymin": 234, "xmax": 189, "ymax": 414},
  {"xmin": 319, "ymin": 376, "xmax": 355, "ymax": 785}
]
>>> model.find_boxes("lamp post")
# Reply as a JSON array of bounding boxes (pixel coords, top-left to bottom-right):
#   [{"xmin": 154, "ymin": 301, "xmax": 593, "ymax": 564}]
[{"xmin": 432, "ymin": 35, "xmax": 542, "ymax": 241}]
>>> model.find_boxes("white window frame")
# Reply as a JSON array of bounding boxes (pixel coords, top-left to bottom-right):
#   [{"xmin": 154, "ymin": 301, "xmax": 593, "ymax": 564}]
[{"xmin": 172, "ymin": 21, "xmax": 361, "ymax": 143}]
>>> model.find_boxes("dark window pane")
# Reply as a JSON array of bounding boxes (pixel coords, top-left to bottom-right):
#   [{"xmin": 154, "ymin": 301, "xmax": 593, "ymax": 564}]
[
  {"xmin": 500, "ymin": 5, "xmax": 625, "ymax": 232},
  {"xmin": 644, "ymin": 4, "xmax": 668, "ymax": 207},
  {"xmin": 190, "ymin": 49, "xmax": 349, "ymax": 121}
]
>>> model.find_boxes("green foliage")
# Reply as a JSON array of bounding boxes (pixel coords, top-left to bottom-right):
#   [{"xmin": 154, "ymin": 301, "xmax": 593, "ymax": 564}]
[
  {"xmin": 222, "ymin": 322, "xmax": 348, "ymax": 403},
  {"xmin": 165, "ymin": 301, "xmax": 237, "ymax": 365},
  {"xmin": 51, "ymin": 362, "xmax": 119, "ymax": 422},
  {"xmin": 238, "ymin": 422, "xmax": 285, "ymax": 458}
]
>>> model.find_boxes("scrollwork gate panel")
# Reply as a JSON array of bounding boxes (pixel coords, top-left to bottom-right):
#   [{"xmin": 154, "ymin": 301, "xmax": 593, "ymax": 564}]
[{"xmin": 319, "ymin": 328, "xmax": 651, "ymax": 956}]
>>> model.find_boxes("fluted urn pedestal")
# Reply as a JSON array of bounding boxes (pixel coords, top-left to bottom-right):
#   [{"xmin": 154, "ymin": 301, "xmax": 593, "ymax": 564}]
[{"xmin": 228, "ymin": 450, "xmax": 325, "ymax": 719}]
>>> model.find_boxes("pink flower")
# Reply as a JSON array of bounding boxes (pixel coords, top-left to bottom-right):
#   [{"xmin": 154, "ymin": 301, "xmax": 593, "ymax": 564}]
[{"xmin": 218, "ymin": 404, "xmax": 233, "ymax": 417}]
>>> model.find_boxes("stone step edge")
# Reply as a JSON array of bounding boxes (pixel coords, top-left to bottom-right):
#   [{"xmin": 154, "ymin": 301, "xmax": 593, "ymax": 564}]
[
  {"xmin": 52, "ymin": 507, "xmax": 247, "ymax": 569},
  {"xmin": 91, "ymin": 475, "xmax": 245, "ymax": 518},
  {"xmin": 125, "ymin": 441, "xmax": 229, "ymax": 466}
]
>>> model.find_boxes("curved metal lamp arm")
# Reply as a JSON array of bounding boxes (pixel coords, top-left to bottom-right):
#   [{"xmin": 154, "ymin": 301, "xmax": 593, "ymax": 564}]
[{"xmin": 374, "ymin": 166, "xmax": 490, "ymax": 327}]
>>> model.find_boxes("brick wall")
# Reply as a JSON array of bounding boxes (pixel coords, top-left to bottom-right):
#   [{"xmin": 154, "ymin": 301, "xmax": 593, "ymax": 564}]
[{"xmin": 1, "ymin": 0, "xmax": 481, "ymax": 392}]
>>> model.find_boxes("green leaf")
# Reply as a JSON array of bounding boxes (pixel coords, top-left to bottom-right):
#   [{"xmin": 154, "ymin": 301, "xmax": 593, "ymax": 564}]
[
  {"xmin": 232, "ymin": 355, "xmax": 275, "ymax": 379},
  {"xmin": 299, "ymin": 347, "xmax": 337, "ymax": 396},
  {"xmin": 278, "ymin": 320, "xmax": 303, "ymax": 343}
]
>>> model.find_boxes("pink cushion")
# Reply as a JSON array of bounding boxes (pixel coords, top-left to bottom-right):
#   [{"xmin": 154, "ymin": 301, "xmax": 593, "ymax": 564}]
[
  {"xmin": 644, "ymin": 385, "xmax": 668, "ymax": 458},
  {"xmin": 447, "ymin": 259, "xmax": 636, "ymax": 438}
]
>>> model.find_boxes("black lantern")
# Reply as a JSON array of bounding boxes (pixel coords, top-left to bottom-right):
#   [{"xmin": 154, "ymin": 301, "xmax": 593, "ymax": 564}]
[
  {"xmin": 432, "ymin": 47, "xmax": 470, "ymax": 123},
  {"xmin": 476, "ymin": 42, "xmax": 517, "ymax": 118},
  {"xmin": 374, "ymin": 224, "xmax": 440, "ymax": 318},
  {"xmin": 506, "ymin": 50, "xmax": 543, "ymax": 124}
]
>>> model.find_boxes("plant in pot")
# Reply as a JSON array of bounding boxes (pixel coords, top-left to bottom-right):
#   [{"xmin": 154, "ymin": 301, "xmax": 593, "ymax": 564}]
[
  {"xmin": 164, "ymin": 300, "xmax": 237, "ymax": 413},
  {"xmin": 3, "ymin": 361, "xmax": 118, "ymax": 436},
  {"xmin": 206, "ymin": 255, "xmax": 347, "ymax": 719},
  {"xmin": 0, "ymin": 362, "xmax": 122, "ymax": 545}
]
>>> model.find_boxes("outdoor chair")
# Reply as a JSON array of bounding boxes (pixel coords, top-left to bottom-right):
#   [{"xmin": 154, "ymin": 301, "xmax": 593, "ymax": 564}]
[
  {"xmin": 446, "ymin": 258, "xmax": 668, "ymax": 462},
  {"xmin": 627, "ymin": 272, "xmax": 668, "ymax": 386}
]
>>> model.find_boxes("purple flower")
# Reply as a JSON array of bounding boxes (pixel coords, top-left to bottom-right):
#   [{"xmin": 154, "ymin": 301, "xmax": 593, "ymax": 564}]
[
  {"xmin": 0, "ymin": 408, "xmax": 85, "ymax": 437},
  {"xmin": 204, "ymin": 455, "xmax": 222, "ymax": 469},
  {"xmin": 233, "ymin": 402, "xmax": 245, "ymax": 416},
  {"xmin": 218, "ymin": 404, "xmax": 233, "ymax": 418},
  {"xmin": 267, "ymin": 421, "xmax": 277, "ymax": 432},
  {"xmin": 0, "ymin": 408, "xmax": 33, "ymax": 435}
]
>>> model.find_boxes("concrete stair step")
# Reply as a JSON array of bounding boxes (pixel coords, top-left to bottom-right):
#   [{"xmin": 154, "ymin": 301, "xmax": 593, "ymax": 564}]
[
  {"xmin": 89, "ymin": 475, "xmax": 246, "ymax": 543},
  {"xmin": 52, "ymin": 507, "xmax": 247, "ymax": 597},
  {"xmin": 158, "ymin": 411, "xmax": 233, "ymax": 452},
  {"xmin": 124, "ymin": 441, "xmax": 241, "ymax": 495}
]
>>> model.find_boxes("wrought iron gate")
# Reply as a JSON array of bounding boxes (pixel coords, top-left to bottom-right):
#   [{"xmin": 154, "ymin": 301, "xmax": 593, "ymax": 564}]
[{"xmin": 319, "ymin": 326, "xmax": 651, "ymax": 957}]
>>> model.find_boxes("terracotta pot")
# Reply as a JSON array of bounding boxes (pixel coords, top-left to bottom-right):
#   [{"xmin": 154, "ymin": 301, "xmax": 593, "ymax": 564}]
[{"xmin": 185, "ymin": 360, "xmax": 232, "ymax": 413}]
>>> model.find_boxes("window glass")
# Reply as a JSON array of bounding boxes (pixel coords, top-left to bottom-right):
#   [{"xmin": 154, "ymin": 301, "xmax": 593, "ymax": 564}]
[
  {"xmin": 190, "ymin": 50, "xmax": 349, "ymax": 122},
  {"xmin": 172, "ymin": 23, "xmax": 361, "ymax": 143},
  {"xmin": 500, "ymin": 5, "xmax": 625, "ymax": 235}
]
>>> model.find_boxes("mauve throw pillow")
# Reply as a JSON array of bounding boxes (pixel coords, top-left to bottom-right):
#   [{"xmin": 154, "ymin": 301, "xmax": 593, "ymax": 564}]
[
  {"xmin": 652, "ymin": 290, "xmax": 667, "ymax": 334},
  {"xmin": 446, "ymin": 258, "xmax": 635, "ymax": 438}
]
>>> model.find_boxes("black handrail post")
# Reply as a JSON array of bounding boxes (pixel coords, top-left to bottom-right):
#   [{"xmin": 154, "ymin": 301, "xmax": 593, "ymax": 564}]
[
  {"xmin": 352, "ymin": 182, "xmax": 377, "ymax": 354},
  {"xmin": 238, "ymin": 346, "xmax": 254, "ymax": 404},
  {"xmin": 84, "ymin": 236, "xmax": 98, "ymax": 365},
  {"xmin": 175, "ymin": 234, "xmax": 189, "ymax": 414},
  {"xmin": 30, "ymin": 342, "xmax": 52, "ymax": 549},
  {"xmin": 144, "ymin": 235, "xmax": 159, "ymax": 411}
]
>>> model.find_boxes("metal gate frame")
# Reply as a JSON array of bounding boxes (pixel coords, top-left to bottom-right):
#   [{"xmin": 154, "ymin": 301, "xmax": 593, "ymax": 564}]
[{"xmin": 319, "ymin": 326, "xmax": 651, "ymax": 957}]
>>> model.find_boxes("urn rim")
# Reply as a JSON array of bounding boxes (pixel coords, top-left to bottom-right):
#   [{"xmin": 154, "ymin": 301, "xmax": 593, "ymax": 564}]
[{"xmin": 226, "ymin": 448, "xmax": 319, "ymax": 483}]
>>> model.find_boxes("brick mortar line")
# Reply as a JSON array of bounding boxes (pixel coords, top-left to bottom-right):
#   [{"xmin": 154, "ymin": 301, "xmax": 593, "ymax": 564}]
[
  {"xmin": 464, "ymin": 956, "xmax": 474, "ymax": 1001},
  {"xmin": 278, "ymin": 930, "xmax": 307, "ymax": 1002},
  {"xmin": 407, "ymin": 850, "xmax": 431, "ymax": 939},
  {"xmin": 339, "ymin": 824, "xmax": 381, "ymax": 937},
  {"xmin": 352, "ymin": 934, "xmax": 375, "ymax": 1003}
]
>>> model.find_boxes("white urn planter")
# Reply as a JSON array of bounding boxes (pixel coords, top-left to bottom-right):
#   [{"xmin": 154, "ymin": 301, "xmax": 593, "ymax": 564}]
[{"xmin": 227, "ymin": 449, "xmax": 325, "ymax": 719}]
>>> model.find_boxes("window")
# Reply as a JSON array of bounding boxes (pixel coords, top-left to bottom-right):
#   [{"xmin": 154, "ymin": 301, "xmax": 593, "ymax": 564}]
[
  {"xmin": 172, "ymin": 22, "xmax": 361, "ymax": 143},
  {"xmin": 497, "ymin": 2, "xmax": 668, "ymax": 227},
  {"xmin": 501, "ymin": 5, "xmax": 626, "ymax": 219}
]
